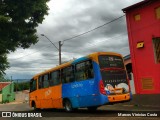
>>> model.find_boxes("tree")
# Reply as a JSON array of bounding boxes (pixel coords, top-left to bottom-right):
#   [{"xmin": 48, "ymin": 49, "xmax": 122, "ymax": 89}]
[
  {"xmin": 0, "ymin": 0, "xmax": 50, "ymax": 75},
  {"xmin": 0, "ymin": 73, "xmax": 6, "ymax": 81},
  {"xmin": 0, "ymin": 54, "xmax": 9, "ymax": 75},
  {"xmin": 0, "ymin": 73, "xmax": 10, "ymax": 82},
  {"xmin": 14, "ymin": 81, "xmax": 30, "ymax": 91}
]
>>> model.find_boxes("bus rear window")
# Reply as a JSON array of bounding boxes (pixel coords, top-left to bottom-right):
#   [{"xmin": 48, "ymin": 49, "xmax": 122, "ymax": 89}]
[{"xmin": 98, "ymin": 55, "xmax": 124, "ymax": 69}]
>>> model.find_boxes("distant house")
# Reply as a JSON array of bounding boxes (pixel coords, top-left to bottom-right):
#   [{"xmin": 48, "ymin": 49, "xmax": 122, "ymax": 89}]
[{"xmin": 0, "ymin": 82, "xmax": 15, "ymax": 103}]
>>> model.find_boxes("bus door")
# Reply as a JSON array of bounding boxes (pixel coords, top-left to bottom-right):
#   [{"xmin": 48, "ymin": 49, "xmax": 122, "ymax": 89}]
[
  {"xmin": 61, "ymin": 66, "xmax": 79, "ymax": 108},
  {"xmin": 39, "ymin": 74, "xmax": 53, "ymax": 108},
  {"xmin": 74, "ymin": 60, "xmax": 97, "ymax": 107},
  {"xmin": 50, "ymin": 70, "xmax": 63, "ymax": 108},
  {"xmin": 30, "ymin": 77, "xmax": 41, "ymax": 108}
]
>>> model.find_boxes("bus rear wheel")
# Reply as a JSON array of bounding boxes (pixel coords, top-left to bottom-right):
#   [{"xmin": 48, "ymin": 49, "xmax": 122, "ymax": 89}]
[{"xmin": 64, "ymin": 100, "xmax": 73, "ymax": 112}]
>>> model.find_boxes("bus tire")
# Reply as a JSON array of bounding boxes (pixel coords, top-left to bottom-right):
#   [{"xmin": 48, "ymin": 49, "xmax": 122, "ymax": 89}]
[
  {"xmin": 64, "ymin": 100, "xmax": 73, "ymax": 112},
  {"xmin": 87, "ymin": 106, "xmax": 98, "ymax": 111},
  {"xmin": 32, "ymin": 102, "xmax": 39, "ymax": 111}
]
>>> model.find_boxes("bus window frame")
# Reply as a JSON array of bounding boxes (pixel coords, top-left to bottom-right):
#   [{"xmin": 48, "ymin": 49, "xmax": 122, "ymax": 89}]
[
  {"xmin": 50, "ymin": 70, "xmax": 61, "ymax": 86},
  {"xmin": 38, "ymin": 76, "xmax": 43, "ymax": 89},
  {"xmin": 61, "ymin": 65, "xmax": 75, "ymax": 84},
  {"xmin": 43, "ymin": 74, "xmax": 50, "ymax": 88},
  {"xmin": 75, "ymin": 59, "xmax": 94, "ymax": 82},
  {"xmin": 98, "ymin": 55, "xmax": 124, "ymax": 69},
  {"xmin": 30, "ymin": 79, "xmax": 37, "ymax": 93}
]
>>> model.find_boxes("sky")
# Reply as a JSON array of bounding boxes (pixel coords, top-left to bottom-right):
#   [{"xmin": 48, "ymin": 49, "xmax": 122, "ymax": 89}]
[{"xmin": 5, "ymin": 0, "xmax": 143, "ymax": 80}]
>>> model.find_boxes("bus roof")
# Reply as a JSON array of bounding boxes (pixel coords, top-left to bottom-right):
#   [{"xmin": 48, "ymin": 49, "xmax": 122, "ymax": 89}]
[
  {"xmin": 32, "ymin": 52, "xmax": 122, "ymax": 78},
  {"xmin": 33, "ymin": 61, "xmax": 71, "ymax": 78},
  {"xmin": 87, "ymin": 52, "xmax": 122, "ymax": 57}
]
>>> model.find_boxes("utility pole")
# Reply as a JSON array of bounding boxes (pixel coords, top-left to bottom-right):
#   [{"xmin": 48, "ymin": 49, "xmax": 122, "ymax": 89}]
[
  {"xmin": 41, "ymin": 34, "xmax": 59, "ymax": 50},
  {"xmin": 59, "ymin": 41, "xmax": 62, "ymax": 65},
  {"xmin": 41, "ymin": 34, "xmax": 63, "ymax": 65}
]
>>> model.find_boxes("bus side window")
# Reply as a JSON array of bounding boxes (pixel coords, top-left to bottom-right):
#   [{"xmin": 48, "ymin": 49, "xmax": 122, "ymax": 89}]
[
  {"xmin": 62, "ymin": 66, "xmax": 74, "ymax": 84},
  {"xmin": 85, "ymin": 60, "xmax": 94, "ymax": 79},
  {"xmin": 75, "ymin": 60, "xmax": 94, "ymax": 81},
  {"xmin": 61, "ymin": 68, "xmax": 66, "ymax": 83},
  {"xmin": 30, "ymin": 79, "xmax": 37, "ymax": 92},
  {"xmin": 50, "ymin": 70, "xmax": 60, "ymax": 86},
  {"xmin": 69, "ymin": 66, "xmax": 74, "ymax": 82},
  {"xmin": 38, "ymin": 76, "xmax": 42, "ymax": 89},
  {"xmin": 43, "ymin": 74, "xmax": 49, "ymax": 88},
  {"xmin": 75, "ymin": 62, "xmax": 85, "ymax": 81}
]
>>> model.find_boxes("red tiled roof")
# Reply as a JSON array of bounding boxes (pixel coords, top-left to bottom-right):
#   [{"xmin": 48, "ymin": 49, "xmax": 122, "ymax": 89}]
[
  {"xmin": 122, "ymin": 0, "xmax": 157, "ymax": 12},
  {"xmin": 0, "ymin": 82, "xmax": 11, "ymax": 91}
]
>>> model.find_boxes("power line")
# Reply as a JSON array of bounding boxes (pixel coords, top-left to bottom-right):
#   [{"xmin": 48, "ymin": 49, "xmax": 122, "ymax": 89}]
[
  {"xmin": 6, "ymin": 16, "xmax": 160, "ymax": 73},
  {"xmin": 9, "ymin": 50, "xmax": 59, "ymax": 61},
  {"xmin": 5, "ymin": 35, "xmax": 127, "ymax": 72},
  {"xmin": 7, "ymin": 33, "xmax": 132, "ymax": 71},
  {"xmin": 7, "ymin": 14, "xmax": 158, "ymax": 62},
  {"xmin": 61, "ymin": 14, "xmax": 159, "ymax": 43},
  {"xmin": 65, "ymin": 19, "xmax": 160, "ymax": 53},
  {"xmin": 75, "ymin": 32, "xmax": 127, "ymax": 50},
  {"xmin": 8, "ymin": 34, "xmax": 127, "ymax": 71},
  {"xmin": 41, "ymin": 34, "xmax": 59, "ymax": 51},
  {"xmin": 7, "ymin": 15, "xmax": 125, "ymax": 62},
  {"xmin": 62, "ymin": 15, "xmax": 125, "ymax": 42},
  {"xmin": 9, "ymin": 56, "xmax": 69, "ymax": 63},
  {"xmin": 8, "ymin": 20, "xmax": 158, "ymax": 66}
]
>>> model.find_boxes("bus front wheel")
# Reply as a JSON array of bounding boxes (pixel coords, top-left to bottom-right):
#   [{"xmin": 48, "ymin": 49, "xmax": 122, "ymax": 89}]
[
  {"xmin": 33, "ymin": 102, "xmax": 39, "ymax": 111},
  {"xmin": 64, "ymin": 100, "xmax": 73, "ymax": 112}
]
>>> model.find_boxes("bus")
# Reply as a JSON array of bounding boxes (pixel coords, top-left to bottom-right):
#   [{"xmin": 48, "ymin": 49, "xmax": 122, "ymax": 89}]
[{"xmin": 29, "ymin": 52, "xmax": 132, "ymax": 112}]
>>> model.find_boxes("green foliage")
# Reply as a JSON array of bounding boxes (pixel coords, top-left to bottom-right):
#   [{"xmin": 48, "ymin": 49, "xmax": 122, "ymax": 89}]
[
  {"xmin": 0, "ymin": 54, "xmax": 9, "ymax": 75},
  {"xmin": 0, "ymin": 0, "xmax": 50, "ymax": 74},
  {"xmin": 14, "ymin": 81, "xmax": 30, "ymax": 91},
  {"xmin": 0, "ymin": 74, "xmax": 10, "ymax": 82}
]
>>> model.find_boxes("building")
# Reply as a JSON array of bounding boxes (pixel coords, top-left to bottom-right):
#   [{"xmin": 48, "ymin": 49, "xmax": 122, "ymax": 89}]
[
  {"xmin": 0, "ymin": 82, "xmax": 15, "ymax": 103},
  {"xmin": 123, "ymin": 54, "xmax": 132, "ymax": 76},
  {"xmin": 124, "ymin": 55, "xmax": 136, "ymax": 94},
  {"xmin": 122, "ymin": 0, "xmax": 160, "ymax": 94}
]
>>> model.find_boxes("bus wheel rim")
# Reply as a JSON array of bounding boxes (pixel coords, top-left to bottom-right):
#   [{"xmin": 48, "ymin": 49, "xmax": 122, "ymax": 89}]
[{"xmin": 66, "ymin": 101, "xmax": 71, "ymax": 111}]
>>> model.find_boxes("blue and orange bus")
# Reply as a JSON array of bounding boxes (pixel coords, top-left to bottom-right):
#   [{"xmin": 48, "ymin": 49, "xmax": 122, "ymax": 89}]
[{"xmin": 29, "ymin": 52, "xmax": 132, "ymax": 112}]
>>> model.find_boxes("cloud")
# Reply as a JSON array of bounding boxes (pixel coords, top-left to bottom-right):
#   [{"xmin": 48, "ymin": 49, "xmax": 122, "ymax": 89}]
[{"xmin": 6, "ymin": 0, "xmax": 143, "ymax": 79}]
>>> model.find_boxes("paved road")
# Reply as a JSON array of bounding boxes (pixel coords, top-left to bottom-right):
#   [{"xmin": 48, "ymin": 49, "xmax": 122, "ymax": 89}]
[{"xmin": 0, "ymin": 103, "xmax": 159, "ymax": 119}]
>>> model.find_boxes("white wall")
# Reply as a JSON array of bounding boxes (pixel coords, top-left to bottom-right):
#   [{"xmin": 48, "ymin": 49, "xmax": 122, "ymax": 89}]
[{"xmin": 129, "ymin": 73, "xmax": 136, "ymax": 94}]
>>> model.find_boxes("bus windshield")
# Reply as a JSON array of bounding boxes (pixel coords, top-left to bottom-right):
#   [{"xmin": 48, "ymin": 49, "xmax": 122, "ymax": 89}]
[
  {"xmin": 98, "ymin": 55, "xmax": 129, "ymax": 94},
  {"xmin": 98, "ymin": 55, "xmax": 124, "ymax": 69}
]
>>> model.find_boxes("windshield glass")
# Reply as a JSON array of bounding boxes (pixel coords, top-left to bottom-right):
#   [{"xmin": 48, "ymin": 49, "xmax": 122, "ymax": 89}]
[
  {"xmin": 98, "ymin": 55, "xmax": 124, "ymax": 69},
  {"xmin": 99, "ymin": 55, "xmax": 129, "ymax": 94}
]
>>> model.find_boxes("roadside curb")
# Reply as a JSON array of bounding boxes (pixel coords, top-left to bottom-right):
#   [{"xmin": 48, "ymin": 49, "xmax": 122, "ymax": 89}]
[
  {"xmin": 123, "ymin": 104, "xmax": 160, "ymax": 108},
  {"xmin": 0, "ymin": 101, "xmax": 25, "ymax": 105}
]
